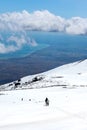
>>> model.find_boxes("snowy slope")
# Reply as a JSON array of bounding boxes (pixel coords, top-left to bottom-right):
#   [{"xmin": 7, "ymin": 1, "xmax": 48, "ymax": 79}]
[
  {"xmin": 0, "ymin": 60, "xmax": 87, "ymax": 130},
  {"xmin": 1, "ymin": 59, "xmax": 87, "ymax": 90},
  {"xmin": 1, "ymin": 86, "xmax": 87, "ymax": 130}
]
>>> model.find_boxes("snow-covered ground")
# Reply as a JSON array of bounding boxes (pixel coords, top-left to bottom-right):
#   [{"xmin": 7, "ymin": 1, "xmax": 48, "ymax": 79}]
[
  {"xmin": 1, "ymin": 87, "xmax": 87, "ymax": 130},
  {"xmin": 1, "ymin": 59, "xmax": 87, "ymax": 129}
]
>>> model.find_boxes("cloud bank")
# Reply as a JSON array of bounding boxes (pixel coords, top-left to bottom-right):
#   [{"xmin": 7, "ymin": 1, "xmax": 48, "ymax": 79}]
[
  {"xmin": 0, "ymin": 10, "xmax": 87, "ymax": 35},
  {"xmin": 0, "ymin": 43, "xmax": 18, "ymax": 53},
  {"xmin": 0, "ymin": 10, "xmax": 87, "ymax": 54}
]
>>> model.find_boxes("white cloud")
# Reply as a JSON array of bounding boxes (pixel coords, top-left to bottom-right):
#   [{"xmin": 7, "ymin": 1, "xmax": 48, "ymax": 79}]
[
  {"xmin": 0, "ymin": 42, "xmax": 18, "ymax": 53},
  {"xmin": 65, "ymin": 17, "xmax": 87, "ymax": 34},
  {"xmin": 28, "ymin": 39, "xmax": 38, "ymax": 46},
  {"xmin": 0, "ymin": 10, "xmax": 87, "ymax": 35},
  {"xmin": 0, "ymin": 34, "xmax": 38, "ymax": 54},
  {"xmin": 7, "ymin": 35, "xmax": 26, "ymax": 47},
  {"xmin": 7, "ymin": 34, "xmax": 38, "ymax": 46}
]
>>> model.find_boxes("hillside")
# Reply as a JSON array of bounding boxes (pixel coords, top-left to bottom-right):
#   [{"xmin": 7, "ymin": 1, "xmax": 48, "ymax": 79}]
[{"xmin": 1, "ymin": 59, "xmax": 87, "ymax": 90}]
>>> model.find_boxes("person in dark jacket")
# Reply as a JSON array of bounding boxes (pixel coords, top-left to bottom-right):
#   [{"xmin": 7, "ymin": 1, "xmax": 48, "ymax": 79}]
[{"xmin": 45, "ymin": 97, "xmax": 49, "ymax": 106}]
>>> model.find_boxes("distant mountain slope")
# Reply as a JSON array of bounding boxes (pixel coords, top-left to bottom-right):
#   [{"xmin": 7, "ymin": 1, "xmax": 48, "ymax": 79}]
[{"xmin": 1, "ymin": 59, "xmax": 87, "ymax": 90}]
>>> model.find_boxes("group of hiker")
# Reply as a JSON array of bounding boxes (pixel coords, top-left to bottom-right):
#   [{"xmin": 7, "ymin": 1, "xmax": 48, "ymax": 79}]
[{"xmin": 21, "ymin": 97, "xmax": 49, "ymax": 106}]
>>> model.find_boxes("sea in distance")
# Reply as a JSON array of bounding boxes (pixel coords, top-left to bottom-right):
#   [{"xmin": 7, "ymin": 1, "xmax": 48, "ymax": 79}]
[{"xmin": 0, "ymin": 31, "xmax": 87, "ymax": 85}]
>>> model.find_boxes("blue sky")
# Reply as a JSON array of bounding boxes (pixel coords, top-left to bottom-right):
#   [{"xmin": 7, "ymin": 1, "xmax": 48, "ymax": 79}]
[{"xmin": 0, "ymin": 0, "xmax": 87, "ymax": 18}]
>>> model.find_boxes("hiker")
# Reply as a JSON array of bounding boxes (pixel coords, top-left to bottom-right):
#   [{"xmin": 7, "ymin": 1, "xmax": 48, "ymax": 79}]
[{"xmin": 45, "ymin": 97, "xmax": 49, "ymax": 106}]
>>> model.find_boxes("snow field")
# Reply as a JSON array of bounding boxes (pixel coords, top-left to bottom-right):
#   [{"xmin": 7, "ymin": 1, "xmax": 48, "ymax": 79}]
[
  {"xmin": 0, "ymin": 87, "xmax": 87, "ymax": 130},
  {"xmin": 1, "ymin": 60, "xmax": 87, "ymax": 129}
]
